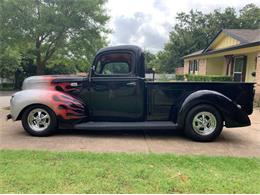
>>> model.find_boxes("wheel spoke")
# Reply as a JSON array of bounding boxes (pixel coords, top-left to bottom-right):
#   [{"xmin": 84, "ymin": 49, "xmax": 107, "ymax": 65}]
[
  {"xmin": 41, "ymin": 115, "xmax": 48, "ymax": 119},
  {"xmin": 195, "ymin": 118, "xmax": 203, "ymax": 123},
  {"xmin": 37, "ymin": 111, "xmax": 42, "ymax": 117},
  {"xmin": 202, "ymin": 114, "xmax": 205, "ymax": 122},
  {"xmin": 36, "ymin": 121, "xmax": 40, "ymax": 128}
]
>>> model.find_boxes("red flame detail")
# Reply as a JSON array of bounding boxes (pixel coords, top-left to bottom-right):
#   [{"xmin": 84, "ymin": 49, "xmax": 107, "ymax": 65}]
[{"xmin": 37, "ymin": 76, "xmax": 86, "ymax": 120}]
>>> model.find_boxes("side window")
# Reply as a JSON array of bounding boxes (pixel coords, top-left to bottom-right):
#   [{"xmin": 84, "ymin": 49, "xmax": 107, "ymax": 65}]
[
  {"xmin": 95, "ymin": 52, "xmax": 132, "ymax": 75},
  {"xmin": 189, "ymin": 60, "xmax": 199, "ymax": 74}
]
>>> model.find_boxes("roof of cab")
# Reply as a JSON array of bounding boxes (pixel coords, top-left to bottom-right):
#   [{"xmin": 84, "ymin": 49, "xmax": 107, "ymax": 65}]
[{"xmin": 96, "ymin": 45, "xmax": 143, "ymax": 55}]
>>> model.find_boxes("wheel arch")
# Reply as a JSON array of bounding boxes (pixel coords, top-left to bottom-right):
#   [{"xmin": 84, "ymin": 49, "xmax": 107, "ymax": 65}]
[
  {"xmin": 16, "ymin": 103, "xmax": 53, "ymax": 120},
  {"xmin": 175, "ymin": 90, "xmax": 246, "ymax": 128},
  {"xmin": 181, "ymin": 102, "xmax": 224, "ymax": 127}
]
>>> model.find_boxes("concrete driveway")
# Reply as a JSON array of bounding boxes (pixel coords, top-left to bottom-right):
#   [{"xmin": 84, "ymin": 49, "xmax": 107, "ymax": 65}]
[
  {"xmin": 1, "ymin": 91, "xmax": 260, "ymax": 157},
  {"xmin": 0, "ymin": 91, "xmax": 15, "ymax": 109}
]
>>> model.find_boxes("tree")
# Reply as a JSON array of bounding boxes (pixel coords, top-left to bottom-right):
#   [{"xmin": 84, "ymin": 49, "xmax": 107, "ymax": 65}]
[
  {"xmin": 239, "ymin": 4, "xmax": 260, "ymax": 28},
  {"xmin": 157, "ymin": 4, "xmax": 260, "ymax": 73},
  {"xmin": 0, "ymin": 47, "xmax": 21, "ymax": 80},
  {"xmin": 0, "ymin": 0, "xmax": 110, "ymax": 75},
  {"xmin": 144, "ymin": 50, "xmax": 156, "ymax": 69}
]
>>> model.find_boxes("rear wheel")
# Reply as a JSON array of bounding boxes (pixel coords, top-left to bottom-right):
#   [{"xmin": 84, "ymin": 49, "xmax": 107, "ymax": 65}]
[
  {"xmin": 185, "ymin": 104, "xmax": 223, "ymax": 141},
  {"xmin": 22, "ymin": 105, "xmax": 57, "ymax": 136}
]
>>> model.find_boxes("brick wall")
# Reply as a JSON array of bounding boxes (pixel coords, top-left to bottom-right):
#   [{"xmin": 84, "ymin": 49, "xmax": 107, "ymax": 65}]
[
  {"xmin": 175, "ymin": 67, "xmax": 184, "ymax": 75},
  {"xmin": 255, "ymin": 52, "xmax": 260, "ymax": 99},
  {"xmin": 198, "ymin": 59, "xmax": 207, "ymax": 75},
  {"xmin": 184, "ymin": 60, "xmax": 189, "ymax": 74}
]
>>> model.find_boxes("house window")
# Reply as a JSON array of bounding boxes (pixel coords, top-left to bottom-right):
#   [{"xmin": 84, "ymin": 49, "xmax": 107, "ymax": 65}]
[
  {"xmin": 233, "ymin": 56, "xmax": 247, "ymax": 82},
  {"xmin": 189, "ymin": 60, "xmax": 199, "ymax": 74}
]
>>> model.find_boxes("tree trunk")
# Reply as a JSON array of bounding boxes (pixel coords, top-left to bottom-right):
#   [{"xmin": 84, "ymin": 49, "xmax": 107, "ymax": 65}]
[
  {"xmin": 35, "ymin": 38, "xmax": 45, "ymax": 75},
  {"xmin": 36, "ymin": 61, "xmax": 45, "ymax": 75}
]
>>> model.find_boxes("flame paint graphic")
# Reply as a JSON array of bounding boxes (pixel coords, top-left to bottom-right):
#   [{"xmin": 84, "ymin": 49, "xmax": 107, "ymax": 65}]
[
  {"xmin": 50, "ymin": 92, "xmax": 86, "ymax": 120},
  {"xmin": 35, "ymin": 76, "xmax": 87, "ymax": 120}
]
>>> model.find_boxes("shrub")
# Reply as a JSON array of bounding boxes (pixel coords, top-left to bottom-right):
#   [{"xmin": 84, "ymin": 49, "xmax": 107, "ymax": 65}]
[
  {"xmin": 45, "ymin": 64, "xmax": 77, "ymax": 75},
  {"xmin": 175, "ymin": 74, "xmax": 185, "ymax": 81},
  {"xmin": 185, "ymin": 74, "xmax": 233, "ymax": 82},
  {"xmin": 0, "ymin": 83, "xmax": 14, "ymax": 90}
]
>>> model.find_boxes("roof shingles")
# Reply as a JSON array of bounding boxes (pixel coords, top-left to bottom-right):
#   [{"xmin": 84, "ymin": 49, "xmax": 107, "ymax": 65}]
[
  {"xmin": 223, "ymin": 29, "xmax": 260, "ymax": 43},
  {"xmin": 183, "ymin": 29, "xmax": 260, "ymax": 59}
]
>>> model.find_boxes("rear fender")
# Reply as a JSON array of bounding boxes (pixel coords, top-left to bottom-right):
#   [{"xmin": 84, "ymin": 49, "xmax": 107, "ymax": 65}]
[
  {"xmin": 11, "ymin": 89, "xmax": 87, "ymax": 121},
  {"xmin": 176, "ymin": 90, "xmax": 250, "ymax": 128}
]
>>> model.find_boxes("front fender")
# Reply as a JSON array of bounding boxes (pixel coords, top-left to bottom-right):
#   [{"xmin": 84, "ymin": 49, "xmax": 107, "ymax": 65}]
[
  {"xmin": 10, "ymin": 89, "xmax": 87, "ymax": 121},
  {"xmin": 176, "ymin": 90, "xmax": 250, "ymax": 128}
]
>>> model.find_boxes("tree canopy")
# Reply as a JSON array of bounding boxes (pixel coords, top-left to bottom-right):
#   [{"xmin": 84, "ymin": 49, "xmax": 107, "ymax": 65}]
[
  {"xmin": 1, "ymin": 2, "xmax": 259, "ymax": 79},
  {"xmin": 0, "ymin": 0, "xmax": 110, "ymax": 77},
  {"xmin": 155, "ymin": 3, "xmax": 260, "ymax": 73}
]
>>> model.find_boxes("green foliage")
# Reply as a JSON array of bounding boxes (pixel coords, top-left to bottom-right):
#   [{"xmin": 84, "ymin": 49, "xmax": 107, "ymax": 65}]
[
  {"xmin": 0, "ymin": 83, "xmax": 14, "ymax": 90},
  {"xmin": 0, "ymin": 0, "xmax": 110, "ymax": 76},
  {"xmin": 45, "ymin": 64, "xmax": 77, "ymax": 75},
  {"xmin": 239, "ymin": 4, "xmax": 260, "ymax": 28},
  {"xmin": 13, "ymin": 58, "xmax": 37, "ymax": 89},
  {"xmin": 0, "ymin": 47, "xmax": 21, "ymax": 79},
  {"xmin": 175, "ymin": 74, "xmax": 185, "ymax": 81},
  {"xmin": 185, "ymin": 74, "xmax": 233, "ymax": 81},
  {"xmin": 144, "ymin": 50, "xmax": 157, "ymax": 70},
  {"xmin": 156, "ymin": 4, "xmax": 260, "ymax": 73},
  {"xmin": 1, "ymin": 150, "xmax": 260, "ymax": 193}
]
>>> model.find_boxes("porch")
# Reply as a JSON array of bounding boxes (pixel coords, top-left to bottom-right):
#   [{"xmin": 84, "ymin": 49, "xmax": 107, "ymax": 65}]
[{"xmin": 183, "ymin": 49, "xmax": 260, "ymax": 97}]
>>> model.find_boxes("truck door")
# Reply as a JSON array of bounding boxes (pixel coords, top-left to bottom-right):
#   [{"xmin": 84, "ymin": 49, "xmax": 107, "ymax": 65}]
[{"xmin": 89, "ymin": 51, "xmax": 145, "ymax": 121}]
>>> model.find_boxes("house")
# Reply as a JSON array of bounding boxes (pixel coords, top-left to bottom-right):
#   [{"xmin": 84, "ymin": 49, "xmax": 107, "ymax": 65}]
[
  {"xmin": 182, "ymin": 29, "xmax": 260, "ymax": 97},
  {"xmin": 175, "ymin": 67, "xmax": 184, "ymax": 75}
]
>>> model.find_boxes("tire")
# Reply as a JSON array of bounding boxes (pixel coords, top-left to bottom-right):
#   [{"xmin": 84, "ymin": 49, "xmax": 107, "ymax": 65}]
[
  {"xmin": 185, "ymin": 104, "xmax": 223, "ymax": 142},
  {"xmin": 21, "ymin": 105, "xmax": 57, "ymax": 136}
]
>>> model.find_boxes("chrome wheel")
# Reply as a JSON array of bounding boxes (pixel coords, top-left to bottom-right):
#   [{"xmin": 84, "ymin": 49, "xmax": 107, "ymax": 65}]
[
  {"xmin": 27, "ymin": 108, "xmax": 50, "ymax": 132},
  {"xmin": 192, "ymin": 111, "xmax": 217, "ymax": 136}
]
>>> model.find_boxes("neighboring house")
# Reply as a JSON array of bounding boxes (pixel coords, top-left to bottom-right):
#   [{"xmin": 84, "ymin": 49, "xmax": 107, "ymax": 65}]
[
  {"xmin": 182, "ymin": 29, "xmax": 260, "ymax": 97},
  {"xmin": 175, "ymin": 67, "xmax": 184, "ymax": 75}
]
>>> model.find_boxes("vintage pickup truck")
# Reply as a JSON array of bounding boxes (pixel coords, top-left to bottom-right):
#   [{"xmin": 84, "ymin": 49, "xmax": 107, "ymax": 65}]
[{"xmin": 8, "ymin": 45, "xmax": 255, "ymax": 141}]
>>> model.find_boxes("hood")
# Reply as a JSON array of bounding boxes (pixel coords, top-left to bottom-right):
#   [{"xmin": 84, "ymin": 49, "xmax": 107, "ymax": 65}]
[{"xmin": 22, "ymin": 75, "xmax": 86, "ymax": 93}]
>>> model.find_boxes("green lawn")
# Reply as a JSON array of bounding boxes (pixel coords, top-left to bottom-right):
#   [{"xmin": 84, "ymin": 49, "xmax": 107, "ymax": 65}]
[{"xmin": 0, "ymin": 150, "xmax": 259, "ymax": 194}]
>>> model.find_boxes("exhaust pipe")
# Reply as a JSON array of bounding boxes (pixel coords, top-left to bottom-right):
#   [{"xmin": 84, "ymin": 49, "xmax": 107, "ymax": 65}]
[{"xmin": 6, "ymin": 114, "xmax": 12, "ymax": 120}]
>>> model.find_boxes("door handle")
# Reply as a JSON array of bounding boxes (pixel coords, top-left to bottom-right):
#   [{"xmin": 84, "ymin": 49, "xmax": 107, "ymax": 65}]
[{"xmin": 126, "ymin": 82, "xmax": 136, "ymax": 86}]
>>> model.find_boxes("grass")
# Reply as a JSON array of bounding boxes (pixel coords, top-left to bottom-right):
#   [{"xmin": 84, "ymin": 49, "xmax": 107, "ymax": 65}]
[{"xmin": 0, "ymin": 150, "xmax": 259, "ymax": 194}]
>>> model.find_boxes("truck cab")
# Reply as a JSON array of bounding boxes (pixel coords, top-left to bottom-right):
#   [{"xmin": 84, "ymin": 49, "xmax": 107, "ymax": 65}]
[
  {"xmin": 84, "ymin": 45, "xmax": 146, "ymax": 121},
  {"xmin": 8, "ymin": 45, "xmax": 255, "ymax": 141}
]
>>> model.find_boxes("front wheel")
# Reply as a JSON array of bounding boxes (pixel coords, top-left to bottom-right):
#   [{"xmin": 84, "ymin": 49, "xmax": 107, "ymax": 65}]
[
  {"xmin": 22, "ymin": 105, "xmax": 57, "ymax": 136},
  {"xmin": 185, "ymin": 104, "xmax": 223, "ymax": 142}
]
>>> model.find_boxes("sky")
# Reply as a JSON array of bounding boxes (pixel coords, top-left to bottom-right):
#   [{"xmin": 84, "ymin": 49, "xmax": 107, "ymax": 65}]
[{"xmin": 106, "ymin": 0, "xmax": 260, "ymax": 53}]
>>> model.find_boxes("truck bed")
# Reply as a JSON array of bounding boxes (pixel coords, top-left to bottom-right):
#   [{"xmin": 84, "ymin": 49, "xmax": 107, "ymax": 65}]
[{"xmin": 146, "ymin": 81, "xmax": 255, "ymax": 121}]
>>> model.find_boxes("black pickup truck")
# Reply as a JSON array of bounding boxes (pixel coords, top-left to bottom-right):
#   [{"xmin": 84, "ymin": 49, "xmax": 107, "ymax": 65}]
[{"xmin": 8, "ymin": 45, "xmax": 255, "ymax": 141}]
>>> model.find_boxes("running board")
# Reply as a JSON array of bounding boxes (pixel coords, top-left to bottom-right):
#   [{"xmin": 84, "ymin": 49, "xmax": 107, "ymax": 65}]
[{"xmin": 74, "ymin": 121, "xmax": 179, "ymax": 130}]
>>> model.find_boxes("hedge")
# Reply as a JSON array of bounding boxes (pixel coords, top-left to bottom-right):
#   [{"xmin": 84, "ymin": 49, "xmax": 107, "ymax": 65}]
[
  {"xmin": 175, "ymin": 74, "xmax": 233, "ymax": 81},
  {"xmin": 0, "ymin": 83, "xmax": 14, "ymax": 90},
  {"xmin": 175, "ymin": 74, "xmax": 185, "ymax": 81},
  {"xmin": 186, "ymin": 74, "xmax": 233, "ymax": 81}
]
